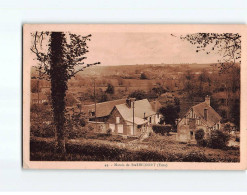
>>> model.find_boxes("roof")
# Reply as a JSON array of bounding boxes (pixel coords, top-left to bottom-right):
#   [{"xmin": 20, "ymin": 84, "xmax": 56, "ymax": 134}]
[
  {"xmin": 82, "ymin": 99, "xmax": 126, "ymax": 118},
  {"xmin": 126, "ymin": 117, "xmax": 148, "ymax": 125},
  {"xmin": 115, "ymin": 99, "xmax": 156, "ymax": 121},
  {"xmin": 191, "ymin": 102, "xmax": 222, "ymax": 127},
  {"xmin": 150, "ymin": 100, "xmax": 162, "ymax": 112}
]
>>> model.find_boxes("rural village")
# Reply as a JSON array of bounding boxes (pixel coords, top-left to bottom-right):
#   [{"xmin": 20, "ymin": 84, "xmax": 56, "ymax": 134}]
[
  {"xmin": 30, "ymin": 61, "xmax": 240, "ymax": 162},
  {"xmin": 27, "ymin": 31, "xmax": 242, "ymax": 163}
]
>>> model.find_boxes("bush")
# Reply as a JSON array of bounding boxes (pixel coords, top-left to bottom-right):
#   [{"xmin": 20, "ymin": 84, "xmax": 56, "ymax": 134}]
[
  {"xmin": 208, "ymin": 130, "xmax": 230, "ymax": 149},
  {"xmin": 152, "ymin": 125, "xmax": 171, "ymax": 136},
  {"xmin": 67, "ymin": 127, "xmax": 88, "ymax": 139},
  {"xmin": 140, "ymin": 73, "xmax": 148, "ymax": 79},
  {"xmin": 195, "ymin": 129, "xmax": 205, "ymax": 146},
  {"xmin": 31, "ymin": 123, "xmax": 55, "ymax": 138},
  {"xmin": 106, "ymin": 128, "xmax": 112, "ymax": 136}
]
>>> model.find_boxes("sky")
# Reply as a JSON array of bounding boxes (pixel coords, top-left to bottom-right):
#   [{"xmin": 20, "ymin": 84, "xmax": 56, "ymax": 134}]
[{"xmin": 84, "ymin": 32, "xmax": 221, "ymax": 66}]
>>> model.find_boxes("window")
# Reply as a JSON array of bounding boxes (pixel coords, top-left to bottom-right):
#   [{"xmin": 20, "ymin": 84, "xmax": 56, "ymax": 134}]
[
  {"xmin": 149, "ymin": 117, "xmax": 152, "ymax": 123},
  {"xmin": 116, "ymin": 117, "xmax": 120, "ymax": 124},
  {"xmin": 217, "ymin": 124, "xmax": 219, "ymax": 130}
]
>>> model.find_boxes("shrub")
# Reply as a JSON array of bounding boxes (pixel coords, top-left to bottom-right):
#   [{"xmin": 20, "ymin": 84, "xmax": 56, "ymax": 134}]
[
  {"xmin": 208, "ymin": 130, "xmax": 230, "ymax": 149},
  {"xmin": 140, "ymin": 73, "xmax": 148, "ymax": 80},
  {"xmin": 30, "ymin": 123, "xmax": 55, "ymax": 138},
  {"xmin": 195, "ymin": 129, "xmax": 205, "ymax": 146},
  {"xmin": 106, "ymin": 128, "xmax": 112, "ymax": 136},
  {"xmin": 67, "ymin": 127, "xmax": 88, "ymax": 139},
  {"xmin": 152, "ymin": 125, "xmax": 171, "ymax": 136}
]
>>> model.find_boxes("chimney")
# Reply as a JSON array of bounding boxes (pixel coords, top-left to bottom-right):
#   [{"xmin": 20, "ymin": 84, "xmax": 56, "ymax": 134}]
[
  {"xmin": 126, "ymin": 98, "xmax": 131, "ymax": 108},
  {"xmin": 205, "ymin": 95, "xmax": 210, "ymax": 106},
  {"xmin": 126, "ymin": 98, "xmax": 136, "ymax": 108}
]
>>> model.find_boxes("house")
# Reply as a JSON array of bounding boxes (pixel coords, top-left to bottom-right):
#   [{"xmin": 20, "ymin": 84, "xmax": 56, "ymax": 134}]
[
  {"xmin": 106, "ymin": 98, "xmax": 161, "ymax": 136},
  {"xmin": 81, "ymin": 99, "xmax": 127, "ymax": 122},
  {"xmin": 177, "ymin": 95, "xmax": 222, "ymax": 143},
  {"xmin": 82, "ymin": 98, "xmax": 162, "ymax": 136}
]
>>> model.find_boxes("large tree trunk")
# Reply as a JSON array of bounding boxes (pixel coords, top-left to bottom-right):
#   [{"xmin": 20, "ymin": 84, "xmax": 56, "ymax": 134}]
[{"xmin": 49, "ymin": 32, "xmax": 67, "ymax": 154}]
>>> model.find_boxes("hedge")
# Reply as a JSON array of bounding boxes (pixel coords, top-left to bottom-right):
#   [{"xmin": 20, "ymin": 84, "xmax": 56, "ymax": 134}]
[{"xmin": 152, "ymin": 125, "xmax": 171, "ymax": 135}]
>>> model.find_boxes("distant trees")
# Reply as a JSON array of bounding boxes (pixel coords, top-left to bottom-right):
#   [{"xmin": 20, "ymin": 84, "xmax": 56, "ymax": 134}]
[
  {"xmin": 105, "ymin": 83, "xmax": 115, "ymax": 94},
  {"xmin": 151, "ymin": 84, "xmax": 166, "ymax": 97},
  {"xmin": 140, "ymin": 72, "xmax": 148, "ymax": 80},
  {"xmin": 129, "ymin": 90, "xmax": 147, "ymax": 100}
]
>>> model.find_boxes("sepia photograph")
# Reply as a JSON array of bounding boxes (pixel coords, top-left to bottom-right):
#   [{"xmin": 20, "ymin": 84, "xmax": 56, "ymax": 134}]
[{"xmin": 23, "ymin": 24, "xmax": 247, "ymax": 169}]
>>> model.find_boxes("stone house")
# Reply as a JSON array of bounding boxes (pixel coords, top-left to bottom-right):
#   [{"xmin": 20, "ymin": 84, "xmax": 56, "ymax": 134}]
[
  {"xmin": 81, "ymin": 99, "xmax": 126, "ymax": 122},
  {"xmin": 177, "ymin": 96, "xmax": 222, "ymax": 143},
  {"xmin": 106, "ymin": 98, "xmax": 161, "ymax": 136},
  {"xmin": 82, "ymin": 98, "xmax": 162, "ymax": 136}
]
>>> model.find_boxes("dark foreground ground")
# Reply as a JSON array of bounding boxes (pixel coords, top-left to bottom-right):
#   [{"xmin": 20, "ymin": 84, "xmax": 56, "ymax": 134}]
[{"xmin": 30, "ymin": 133, "xmax": 240, "ymax": 162}]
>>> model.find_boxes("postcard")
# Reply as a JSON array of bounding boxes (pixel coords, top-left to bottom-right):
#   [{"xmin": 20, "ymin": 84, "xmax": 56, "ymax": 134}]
[{"xmin": 23, "ymin": 24, "xmax": 247, "ymax": 169}]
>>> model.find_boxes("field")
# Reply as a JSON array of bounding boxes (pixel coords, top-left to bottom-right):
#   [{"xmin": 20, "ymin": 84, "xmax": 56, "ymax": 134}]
[{"xmin": 30, "ymin": 133, "xmax": 240, "ymax": 162}]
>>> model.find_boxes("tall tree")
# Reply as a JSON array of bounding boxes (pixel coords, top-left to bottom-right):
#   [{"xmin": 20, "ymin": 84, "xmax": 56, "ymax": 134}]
[{"xmin": 31, "ymin": 31, "xmax": 100, "ymax": 153}]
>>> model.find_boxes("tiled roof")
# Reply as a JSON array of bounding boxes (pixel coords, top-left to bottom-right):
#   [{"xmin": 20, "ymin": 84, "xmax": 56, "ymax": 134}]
[
  {"xmin": 192, "ymin": 102, "xmax": 222, "ymax": 127},
  {"xmin": 115, "ymin": 99, "xmax": 156, "ymax": 121},
  {"xmin": 150, "ymin": 100, "xmax": 162, "ymax": 112},
  {"xmin": 82, "ymin": 99, "xmax": 126, "ymax": 118}
]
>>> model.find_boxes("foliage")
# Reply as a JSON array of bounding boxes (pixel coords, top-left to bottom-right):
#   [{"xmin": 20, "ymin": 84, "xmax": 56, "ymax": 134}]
[
  {"xmin": 152, "ymin": 125, "xmax": 171, "ymax": 135},
  {"xmin": 31, "ymin": 123, "xmax": 55, "ymax": 138},
  {"xmin": 208, "ymin": 130, "xmax": 230, "ymax": 149},
  {"xmin": 140, "ymin": 73, "xmax": 148, "ymax": 80},
  {"xmin": 151, "ymin": 84, "xmax": 166, "ymax": 97},
  {"xmin": 195, "ymin": 129, "xmax": 205, "ymax": 146},
  {"xmin": 159, "ymin": 104, "xmax": 179, "ymax": 127},
  {"xmin": 105, "ymin": 83, "xmax": 115, "ymax": 94},
  {"xmin": 128, "ymin": 90, "xmax": 147, "ymax": 100},
  {"xmin": 231, "ymin": 99, "xmax": 240, "ymax": 129},
  {"xmin": 106, "ymin": 128, "xmax": 112, "ymax": 136},
  {"xmin": 31, "ymin": 31, "xmax": 100, "ymax": 153},
  {"xmin": 180, "ymin": 33, "xmax": 241, "ymax": 73},
  {"xmin": 65, "ymin": 93, "xmax": 78, "ymax": 106},
  {"xmin": 30, "ymin": 137, "xmax": 239, "ymax": 162}
]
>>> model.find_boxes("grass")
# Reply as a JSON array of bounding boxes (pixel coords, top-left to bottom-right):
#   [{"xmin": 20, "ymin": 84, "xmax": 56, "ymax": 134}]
[{"xmin": 30, "ymin": 133, "xmax": 240, "ymax": 162}]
